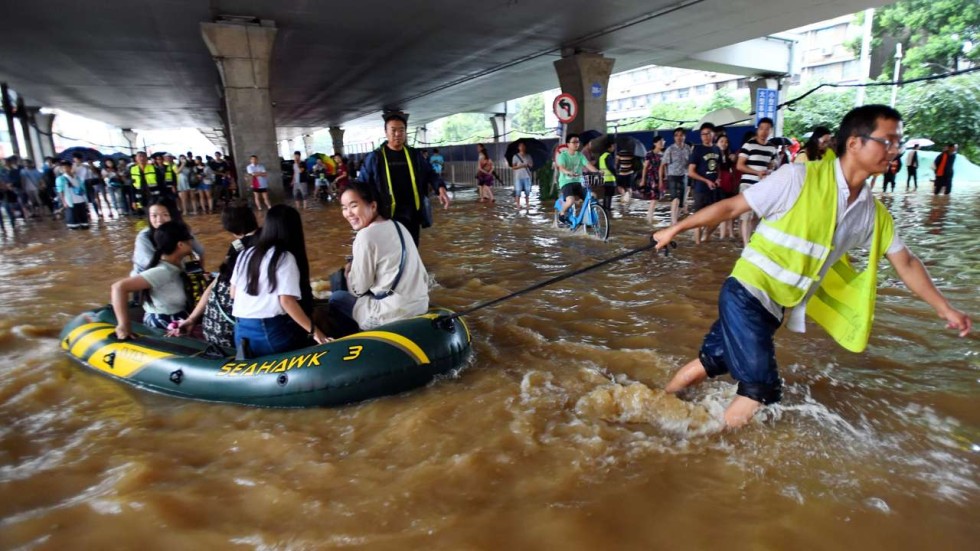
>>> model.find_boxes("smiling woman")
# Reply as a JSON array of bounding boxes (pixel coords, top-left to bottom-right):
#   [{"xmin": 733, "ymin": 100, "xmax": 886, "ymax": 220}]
[{"xmin": 328, "ymin": 181, "xmax": 430, "ymax": 336}]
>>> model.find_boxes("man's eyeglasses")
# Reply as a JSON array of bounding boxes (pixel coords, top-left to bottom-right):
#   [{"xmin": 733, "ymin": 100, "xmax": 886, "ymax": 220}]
[{"xmin": 861, "ymin": 135, "xmax": 904, "ymax": 152}]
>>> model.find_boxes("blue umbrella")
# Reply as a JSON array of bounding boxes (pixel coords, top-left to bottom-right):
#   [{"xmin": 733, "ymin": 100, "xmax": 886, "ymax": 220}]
[
  {"xmin": 105, "ymin": 151, "xmax": 133, "ymax": 162},
  {"xmin": 57, "ymin": 146, "xmax": 103, "ymax": 162}
]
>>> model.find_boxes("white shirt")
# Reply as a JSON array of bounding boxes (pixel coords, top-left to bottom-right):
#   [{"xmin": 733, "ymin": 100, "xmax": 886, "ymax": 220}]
[
  {"xmin": 231, "ymin": 248, "xmax": 302, "ymax": 318},
  {"xmin": 246, "ymin": 163, "xmax": 269, "ymax": 189},
  {"xmin": 511, "ymin": 153, "xmax": 533, "ymax": 180},
  {"xmin": 740, "ymin": 159, "xmax": 906, "ymax": 332},
  {"xmin": 292, "ymin": 161, "xmax": 303, "ymax": 184},
  {"xmin": 349, "ymin": 220, "xmax": 430, "ymax": 329}
]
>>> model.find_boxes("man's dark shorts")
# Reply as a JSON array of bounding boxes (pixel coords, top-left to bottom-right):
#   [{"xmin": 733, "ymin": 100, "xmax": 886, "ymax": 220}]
[
  {"xmin": 699, "ymin": 277, "xmax": 783, "ymax": 405},
  {"xmin": 667, "ymin": 175, "xmax": 686, "ymax": 207},
  {"xmin": 560, "ymin": 182, "xmax": 584, "ymax": 200},
  {"xmin": 692, "ymin": 190, "xmax": 713, "ymax": 212}
]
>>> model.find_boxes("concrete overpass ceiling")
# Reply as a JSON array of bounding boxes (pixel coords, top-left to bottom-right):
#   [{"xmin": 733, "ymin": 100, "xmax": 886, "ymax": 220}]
[{"xmin": 0, "ymin": 0, "xmax": 893, "ymax": 138}]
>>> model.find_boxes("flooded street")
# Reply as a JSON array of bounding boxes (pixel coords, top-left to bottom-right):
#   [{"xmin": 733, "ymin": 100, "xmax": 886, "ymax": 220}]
[{"xmin": 1, "ymin": 182, "xmax": 977, "ymax": 549}]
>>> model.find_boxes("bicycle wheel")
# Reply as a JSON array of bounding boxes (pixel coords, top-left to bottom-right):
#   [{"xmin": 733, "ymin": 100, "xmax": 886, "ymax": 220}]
[{"xmin": 588, "ymin": 203, "xmax": 610, "ymax": 241}]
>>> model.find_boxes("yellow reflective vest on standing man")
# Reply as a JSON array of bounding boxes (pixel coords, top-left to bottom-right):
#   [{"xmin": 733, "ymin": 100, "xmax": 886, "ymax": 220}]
[{"xmin": 730, "ymin": 158, "xmax": 895, "ymax": 352}]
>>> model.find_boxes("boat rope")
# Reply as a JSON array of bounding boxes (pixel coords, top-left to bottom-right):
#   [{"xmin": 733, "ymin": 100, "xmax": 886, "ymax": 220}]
[{"xmin": 436, "ymin": 238, "xmax": 676, "ymax": 327}]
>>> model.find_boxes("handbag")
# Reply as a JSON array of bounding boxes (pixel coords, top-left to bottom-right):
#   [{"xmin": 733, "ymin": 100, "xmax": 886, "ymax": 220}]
[{"xmin": 182, "ymin": 256, "xmax": 212, "ymax": 312}]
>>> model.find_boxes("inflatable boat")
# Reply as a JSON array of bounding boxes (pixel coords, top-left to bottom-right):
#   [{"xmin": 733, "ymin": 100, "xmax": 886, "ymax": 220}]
[{"xmin": 59, "ymin": 306, "xmax": 471, "ymax": 407}]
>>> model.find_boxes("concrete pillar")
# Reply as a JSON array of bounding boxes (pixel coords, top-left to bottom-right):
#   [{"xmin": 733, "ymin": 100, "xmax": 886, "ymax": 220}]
[
  {"xmin": 415, "ymin": 126, "xmax": 428, "ymax": 149},
  {"xmin": 553, "ymin": 52, "xmax": 615, "ymax": 135},
  {"xmin": 201, "ymin": 20, "xmax": 281, "ymax": 201},
  {"xmin": 329, "ymin": 126, "xmax": 345, "ymax": 157},
  {"xmin": 34, "ymin": 112, "xmax": 56, "ymax": 159},
  {"xmin": 1, "ymin": 83, "xmax": 21, "ymax": 157},
  {"xmin": 302, "ymin": 134, "xmax": 314, "ymax": 156},
  {"xmin": 23, "ymin": 107, "xmax": 44, "ymax": 163},
  {"xmin": 15, "ymin": 97, "xmax": 34, "ymax": 161},
  {"xmin": 748, "ymin": 77, "xmax": 786, "ymax": 136},
  {"xmin": 489, "ymin": 114, "xmax": 506, "ymax": 143},
  {"xmin": 122, "ymin": 128, "xmax": 139, "ymax": 154}
]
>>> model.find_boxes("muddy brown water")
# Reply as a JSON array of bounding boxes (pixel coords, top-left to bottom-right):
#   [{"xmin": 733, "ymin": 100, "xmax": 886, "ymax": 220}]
[{"xmin": 1, "ymin": 184, "xmax": 977, "ymax": 549}]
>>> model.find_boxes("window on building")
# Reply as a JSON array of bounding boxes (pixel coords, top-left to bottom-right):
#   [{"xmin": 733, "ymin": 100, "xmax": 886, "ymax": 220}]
[
  {"xmin": 678, "ymin": 88, "xmax": 690, "ymax": 99},
  {"xmin": 695, "ymin": 85, "xmax": 708, "ymax": 95},
  {"xmin": 736, "ymin": 78, "xmax": 748, "ymax": 89}
]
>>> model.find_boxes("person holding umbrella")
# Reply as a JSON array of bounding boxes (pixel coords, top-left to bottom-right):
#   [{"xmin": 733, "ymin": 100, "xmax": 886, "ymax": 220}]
[{"xmin": 904, "ymin": 144, "xmax": 920, "ymax": 190}]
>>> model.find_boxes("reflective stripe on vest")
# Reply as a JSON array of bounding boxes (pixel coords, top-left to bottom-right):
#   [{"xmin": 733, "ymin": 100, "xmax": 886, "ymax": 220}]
[
  {"xmin": 381, "ymin": 146, "xmax": 420, "ymax": 218},
  {"xmin": 755, "ymin": 222, "xmax": 829, "ymax": 260},
  {"xmin": 598, "ymin": 152, "xmax": 615, "ymax": 183}
]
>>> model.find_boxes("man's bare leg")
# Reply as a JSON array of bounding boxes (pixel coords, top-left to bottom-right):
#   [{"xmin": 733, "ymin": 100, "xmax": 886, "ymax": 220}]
[
  {"xmin": 724, "ymin": 396, "xmax": 762, "ymax": 428},
  {"xmin": 740, "ymin": 212, "xmax": 755, "ymax": 247},
  {"xmin": 670, "ymin": 198, "xmax": 680, "ymax": 226},
  {"xmin": 665, "ymin": 358, "xmax": 709, "ymax": 393}
]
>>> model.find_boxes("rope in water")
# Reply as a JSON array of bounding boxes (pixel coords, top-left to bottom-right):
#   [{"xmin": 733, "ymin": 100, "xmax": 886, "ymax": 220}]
[{"xmin": 439, "ymin": 238, "xmax": 676, "ymax": 323}]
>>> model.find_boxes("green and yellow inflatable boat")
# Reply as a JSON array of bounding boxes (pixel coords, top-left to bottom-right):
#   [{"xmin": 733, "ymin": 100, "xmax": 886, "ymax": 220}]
[{"xmin": 60, "ymin": 306, "xmax": 472, "ymax": 407}]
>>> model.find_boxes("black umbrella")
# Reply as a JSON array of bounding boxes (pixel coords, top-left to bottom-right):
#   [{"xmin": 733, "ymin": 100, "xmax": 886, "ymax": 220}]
[
  {"xmin": 768, "ymin": 137, "xmax": 793, "ymax": 146},
  {"xmin": 149, "ymin": 151, "xmax": 171, "ymax": 159},
  {"xmin": 579, "ymin": 129, "xmax": 603, "ymax": 146},
  {"xmin": 504, "ymin": 138, "xmax": 549, "ymax": 172},
  {"xmin": 57, "ymin": 146, "xmax": 103, "ymax": 162},
  {"xmin": 615, "ymin": 135, "xmax": 647, "ymax": 159}
]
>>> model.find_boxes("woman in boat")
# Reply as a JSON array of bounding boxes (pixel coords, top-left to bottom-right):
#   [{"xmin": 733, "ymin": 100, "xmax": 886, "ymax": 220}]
[
  {"xmin": 329, "ymin": 182, "xmax": 429, "ymax": 335},
  {"xmin": 231, "ymin": 204, "xmax": 327, "ymax": 356},
  {"xmin": 131, "ymin": 196, "xmax": 205, "ymax": 275}
]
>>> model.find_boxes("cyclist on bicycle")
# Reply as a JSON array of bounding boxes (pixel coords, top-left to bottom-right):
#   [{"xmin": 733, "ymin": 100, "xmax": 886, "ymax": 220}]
[{"xmin": 556, "ymin": 133, "xmax": 598, "ymax": 224}]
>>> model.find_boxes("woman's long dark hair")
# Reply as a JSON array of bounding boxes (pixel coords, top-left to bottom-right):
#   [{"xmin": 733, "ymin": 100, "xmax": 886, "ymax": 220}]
[
  {"xmin": 142, "ymin": 221, "xmax": 192, "ymax": 306},
  {"xmin": 243, "ymin": 204, "xmax": 312, "ymax": 312},
  {"xmin": 805, "ymin": 126, "xmax": 832, "ymax": 162},
  {"xmin": 716, "ymin": 133, "xmax": 734, "ymax": 170}
]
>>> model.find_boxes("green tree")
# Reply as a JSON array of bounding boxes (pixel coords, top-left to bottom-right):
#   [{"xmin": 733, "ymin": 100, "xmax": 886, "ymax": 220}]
[
  {"xmin": 781, "ymin": 88, "xmax": 858, "ymax": 139},
  {"xmin": 432, "ymin": 113, "xmax": 493, "ymax": 145},
  {"xmin": 512, "ymin": 93, "xmax": 545, "ymax": 133},
  {"xmin": 857, "ymin": 0, "xmax": 979, "ymax": 79},
  {"xmin": 898, "ymin": 75, "xmax": 980, "ymax": 163}
]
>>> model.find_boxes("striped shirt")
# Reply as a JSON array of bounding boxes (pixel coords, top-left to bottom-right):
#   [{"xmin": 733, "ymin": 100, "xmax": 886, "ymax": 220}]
[{"xmin": 738, "ymin": 139, "xmax": 778, "ymax": 185}]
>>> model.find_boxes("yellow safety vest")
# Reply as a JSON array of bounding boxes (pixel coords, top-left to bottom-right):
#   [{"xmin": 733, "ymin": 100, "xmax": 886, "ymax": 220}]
[
  {"xmin": 162, "ymin": 163, "xmax": 177, "ymax": 183},
  {"xmin": 598, "ymin": 151, "xmax": 615, "ymax": 183},
  {"xmin": 381, "ymin": 146, "xmax": 420, "ymax": 217},
  {"xmin": 730, "ymin": 157, "xmax": 894, "ymax": 352},
  {"xmin": 129, "ymin": 163, "xmax": 159, "ymax": 189}
]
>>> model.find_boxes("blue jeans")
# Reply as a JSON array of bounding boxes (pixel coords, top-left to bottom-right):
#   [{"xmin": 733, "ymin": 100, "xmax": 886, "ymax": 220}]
[
  {"xmin": 514, "ymin": 177, "xmax": 532, "ymax": 198},
  {"xmin": 699, "ymin": 278, "xmax": 784, "ymax": 405},
  {"xmin": 234, "ymin": 314, "xmax": 308, "ymax": 357}
]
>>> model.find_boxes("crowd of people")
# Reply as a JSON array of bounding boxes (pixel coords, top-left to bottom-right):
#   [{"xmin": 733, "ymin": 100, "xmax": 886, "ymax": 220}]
[
  {"xmin": 3, "ymin": 104, "xmax": 973, "ymax": 430},
  {"xmin": 0, "ymin": 150, "xmax": 240, "ymax": 231}
]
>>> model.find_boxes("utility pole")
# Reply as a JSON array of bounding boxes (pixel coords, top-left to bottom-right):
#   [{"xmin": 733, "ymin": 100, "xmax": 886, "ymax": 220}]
[
  {"xmin": 890, "ymin": 43, "xmax": 903, "ymax": 108},
  {"xmin": 855, "ymin": 8, "xmax": 874, "ymax": 107}
]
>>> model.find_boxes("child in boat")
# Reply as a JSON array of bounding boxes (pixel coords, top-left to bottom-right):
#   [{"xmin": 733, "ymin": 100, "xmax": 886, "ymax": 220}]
[{"xmin": 111, "ymin": 221, "xmax": 196, "ymax": 338}]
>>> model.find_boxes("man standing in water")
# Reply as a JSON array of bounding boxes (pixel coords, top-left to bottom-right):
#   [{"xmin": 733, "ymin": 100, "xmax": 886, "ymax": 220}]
[
  {"xmin": 359, "ymin": 111, "xmax": 451, "ymax": 247},
  {"xmin": 652, "ymin": 105, "xmax": 972, "ymax": 428}
]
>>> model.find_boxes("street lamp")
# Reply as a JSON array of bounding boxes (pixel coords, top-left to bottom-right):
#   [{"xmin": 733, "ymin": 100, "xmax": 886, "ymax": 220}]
[{"xmin": 890, "ymin": 43, "xmax": 903, "ymax": 108}]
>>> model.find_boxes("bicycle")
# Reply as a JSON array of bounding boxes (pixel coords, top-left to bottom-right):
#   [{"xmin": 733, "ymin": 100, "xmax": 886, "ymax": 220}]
[{"xmin": 553, "ymin": 172, "xmax": 610, "ymax": 241}]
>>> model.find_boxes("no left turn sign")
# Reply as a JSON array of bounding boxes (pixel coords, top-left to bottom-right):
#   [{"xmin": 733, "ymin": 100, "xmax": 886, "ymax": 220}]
[{"xmin": 553, "ymin": 93, "xmax": 578, "ymax": 124}]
